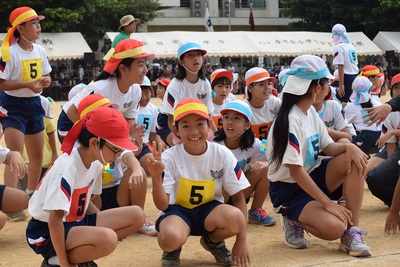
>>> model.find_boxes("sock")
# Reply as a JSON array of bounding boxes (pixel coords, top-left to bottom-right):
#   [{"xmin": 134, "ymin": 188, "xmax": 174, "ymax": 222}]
[
  {"xmin": 25, "ymin": 189, "xmax": 34, "ymax": 197},
  {"xmin": 48, "ymin": 256, "xmax": 60, "ymax": 265}
]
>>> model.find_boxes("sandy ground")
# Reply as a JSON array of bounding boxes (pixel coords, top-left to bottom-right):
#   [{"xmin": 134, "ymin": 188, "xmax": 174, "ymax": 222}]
[{"xmin": 0, "ymin": 95, "xmax": 400, "ymax": 267}]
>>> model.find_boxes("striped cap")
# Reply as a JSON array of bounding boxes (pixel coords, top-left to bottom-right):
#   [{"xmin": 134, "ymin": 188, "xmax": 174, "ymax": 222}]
[
  {"xmin": 173, "ymin": 98, "xmax": 209, "ymax": 122},
  {"xmin": 78, "ymin": 94, "xmax": 118, "ymax": 119},
  {"xmin": 210, "ymin": 69, "xmax": 234, "ymax": 83},
  {"xmin": 360, "ymin": 65, "xmax": 383, "ymax": 77},
  {"xmin": 245, "ymin": 67, "xmax": 276, "ymax": 86}
]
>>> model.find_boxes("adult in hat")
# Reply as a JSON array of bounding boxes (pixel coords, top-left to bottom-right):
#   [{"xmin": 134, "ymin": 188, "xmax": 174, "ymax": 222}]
[
  {"xmin": 112, "ymin": 14, "xmax": 141, "ymax": 48},
  {"xmin": 268, "ymin": 54, "xmax": 371, "ymax": 256}
]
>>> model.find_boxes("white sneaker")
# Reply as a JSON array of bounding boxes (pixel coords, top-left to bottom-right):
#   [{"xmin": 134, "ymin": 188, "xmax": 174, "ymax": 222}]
[{"xmin": 138, "ymin": 221, "xmax": 158, "ymax": 236}]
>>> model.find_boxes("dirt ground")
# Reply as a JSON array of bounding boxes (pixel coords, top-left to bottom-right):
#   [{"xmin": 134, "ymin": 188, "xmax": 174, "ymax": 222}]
[{"xmin": 0, "ymin": 96, "xmax": 399, "ymax": 267}]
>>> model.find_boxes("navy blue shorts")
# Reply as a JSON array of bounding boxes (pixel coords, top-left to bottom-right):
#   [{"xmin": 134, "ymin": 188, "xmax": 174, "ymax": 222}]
[
  {"xmin": 26, "ymin": 214, "xmax": 97, "ymax": 258},
  {"xmin": 352, "ymin": 130, "xmax": 381, "ymax": 155},
  {"xmin": 0, "ymin": 184, "xmax": 5, "ymax": 210},
  {"xmin": 373, "ymin": 146, "xmax": 388, "ymax": 160},
  {"xmin": 269, "ymin": 158, "xmax": 343, "ymax": 222},
  {"xmin": 156, "ymin": 113, "xmax": 172, "ymax": 146},
  {"xmin": 100, "ymin": 185, "xmax": 119, "ymax": 211},
  {"xmin": 336, "ymin": 74, "xmax": 357, "ymax": 103},
  {"xmin": 136, "ymin": 143, "xmax": 151, "ymax": 160},
  {"xmin": 155, "ymin": 200, "xmax": 221, "ymax": 236},
  {"xmin": 0, "ymin": 94, "xmax": 44, "ymax": 134},
  {"xmin": 56, "ymin": 110, "xmax": 74, "ymax": 144}
]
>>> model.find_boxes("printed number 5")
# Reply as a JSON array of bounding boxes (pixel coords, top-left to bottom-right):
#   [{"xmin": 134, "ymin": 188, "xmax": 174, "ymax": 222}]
[
  {"xmin": 30, "ymin": 63, "xmax": 38, "ymax": 79},
  {"xmin": 190, "ymin": 186, "xmax": 204, "ymax": 205},
  {"xmin": 76, "ymin": 193, "xmax": 87, "ymax": 217}
]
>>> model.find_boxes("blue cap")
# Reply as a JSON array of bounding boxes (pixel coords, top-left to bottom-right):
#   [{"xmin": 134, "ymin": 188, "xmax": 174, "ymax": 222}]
[
  {"xmin": 140, "ymin": 76, "xmax": 151, "ymax": 87},
  {"xmin": 221, "ymin": 100, "xmax": 252, "ymax": 121},
  {"xmin": 177, "ymin": 41, "xmax": 207, "ymax": 59}
]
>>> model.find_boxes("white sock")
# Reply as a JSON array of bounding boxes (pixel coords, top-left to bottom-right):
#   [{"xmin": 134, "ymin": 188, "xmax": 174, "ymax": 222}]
[
  {"xmin": 48, "ymin": 256, "xmax": 60, "ymax": 265},
  {"xmin": 25, "ymin": 189, "xmax": 34, "ymax": 196}
]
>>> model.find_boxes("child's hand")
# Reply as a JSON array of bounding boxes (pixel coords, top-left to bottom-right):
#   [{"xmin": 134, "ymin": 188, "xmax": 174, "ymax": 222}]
[
  {"xmin": 131, "ymin": 124, "xmax": 146, "ymax": 141},
  {"xmin": 27, "ymin": 78, "xmax": 43, "ymax": 93},
  {"xmin": 385, "ymin": 211, "xmax": 400, "ymax": 235},
  {"xmin": 324, "ymin": 201, "xmax": 353, "ymax": 227},
  {"xmin": 147, "ymin": 141, "xmax": 164, "ymax": 179},
  {"xmin": 128, "ymin": 168, "xmax": 144, "ymax": 189},
  {"xmin": 7, "ymin": 151, "xmax": 27, "ymax": 178},
  {"xmin": 345, "ymin": 144, "xmax": 368, "ymax": 177},
  {"xmin": 248, "ymin": 161, "xmax": 267, "ymax": 174},
  {"xmin": 39, "ymin": 76, "xmax": 52, "ymax": 88},
  {"xmin": 376, "ymin": 133, "xmax": 391, "ymax": 148}
]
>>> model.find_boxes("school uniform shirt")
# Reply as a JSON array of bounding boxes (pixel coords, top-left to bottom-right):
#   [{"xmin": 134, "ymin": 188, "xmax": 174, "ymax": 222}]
[
  {"xmin": 160, "ymin": 78, "xmax": 214, "ymax": 115},
  {"xmin": 72, "ymin": 77, "xmax": 141, "ymax": 120},
  {"xmin": 211, "ymin": 99, "xmax": 232, "ymax": 130},
  {"xmin": 161, "ymin": 141, "xmax": 250, "ymax": 209},
  {"xmin": 317, "ymin": 100, "xmax": 349, "ymax": 131},
  {"xmin": 137, "ymin": 102, "xmax": 159, "ymax": 143},
  {"xmin": 244, "ymin": 96, "xmax": 281, "ymax": 140},
  {"xmin": 344, "ymin": 99, "xmax": 382, "ymax": 132},
  {"xmin": 266, "ymin": 105, "xmax": 333, "ymax": 183},
  {"xmin": 28, "ymin": 148, "xmax": 103, "ymax": 223},
  {"xmin": 382, "ymin": 111, "xmax": 400, "ymax": 144},
  {"xmin": 0, "ymin": 43, "xmax": 51, "ymax": 97},
  {"xmin": 227, "ymin": 93, "xmax": 236, "ymax": 102},
  {"xmin": 215, "ymin": 138, "xmax": 266, "ymax": 173},
  {"xmin": 102, "ymin": 150, "xmax": 132, "ymax": 189},
  {"xmin": 332, "ymin": 42, "xmax": 359, "ymax": 75}
]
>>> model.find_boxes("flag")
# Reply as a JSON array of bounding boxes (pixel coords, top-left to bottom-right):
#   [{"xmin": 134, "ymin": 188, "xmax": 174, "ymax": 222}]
[
  {"xmin": 205, "ymin": 6, "xmax": 214, "ymax": 32},
  {"xmin": 249, "ymin": 7, "xmax": 255, "ymax": 31}
]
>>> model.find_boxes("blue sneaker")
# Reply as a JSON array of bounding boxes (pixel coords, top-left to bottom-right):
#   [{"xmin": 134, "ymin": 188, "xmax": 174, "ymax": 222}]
[{"xmin": 248, "ymin": 208, "xmax": 276, "ymax": 226}]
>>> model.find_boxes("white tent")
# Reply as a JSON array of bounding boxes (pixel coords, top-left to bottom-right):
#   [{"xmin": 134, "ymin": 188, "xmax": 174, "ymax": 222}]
[
  {"xmin": 0, "ymin": 32, "xmax": 92, "ymax": 61},
  {"xmin": 103, "ymin": 31, "xmax": 382, "ymax": 59},
  {"xmin": 372, "ymin": 31, "xmax": 400, "ymax": 54}
]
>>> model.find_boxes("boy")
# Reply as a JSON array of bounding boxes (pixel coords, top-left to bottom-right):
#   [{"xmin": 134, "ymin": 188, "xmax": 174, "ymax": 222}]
[{"xmin": 147, "ymin": 98, "xmax": 251, "ymax": 266}]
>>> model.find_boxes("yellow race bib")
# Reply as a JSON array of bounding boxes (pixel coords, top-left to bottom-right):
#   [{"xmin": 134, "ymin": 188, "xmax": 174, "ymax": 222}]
[
  {"xmin": 21, "ymin": 58, "xmax": 43, "ymax": 81},
  {"xmin": 175, "ymin": 177, "xmax": 215, "ymax": 209}
]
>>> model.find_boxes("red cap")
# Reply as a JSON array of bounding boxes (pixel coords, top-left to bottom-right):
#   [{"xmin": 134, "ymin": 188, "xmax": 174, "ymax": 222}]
[
  {"xmin": 61, "ymin": 107, "xmax": 137, "ymax": 154},
  {"xmin": 391, "ymin": 73, "xmax": 400, "ymax": 89},
  {"xmin": 361, "ymin": 65, "xmax": 383, "ymax": 77},
  {"xmin": 77, "ymin": 94, "xmax": 118, "ymax": 119},
  {"xmin": 159, "ymin": 78, "xmax": 171, "ymax": 88},
  {"xmin": 9, "ymin": 6, "xmax": 45, "ymax": 25}
]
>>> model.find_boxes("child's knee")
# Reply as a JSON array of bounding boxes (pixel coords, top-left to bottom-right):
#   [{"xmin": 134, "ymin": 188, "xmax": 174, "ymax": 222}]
[
  {"xmin": 322, "ymin": 220, "xmax": 346, "ymax": 240},
  {"xmin": 101, "ymin": 228, "xmax": 118, "ymax": 254},
  {"xmin": 226, "ymin": 208, "xmax": 246, "ymax": 234}
]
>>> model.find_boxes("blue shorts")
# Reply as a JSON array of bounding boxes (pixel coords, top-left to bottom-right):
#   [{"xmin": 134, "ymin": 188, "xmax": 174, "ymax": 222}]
[
  {"xmin": 26, "ymin": 214, "xmax": 97, "ymax": 258},
  {"xmin": 0, "ymin": 94, "xmax": 44, "ymax": 134},
  {"xmin": 156, "ymin": 113, "xmax": 172, "ymax": 146},
  {"xmin": 56, "ymin": 110, "xmax": 74, "ymax": 143},
  {"xmin": 136, "ymin": 143, "xmax": 151, "ymax": 160},
  {"xmin": 374, "ymin": 146, "xmax": 388, "ymax": 160},
  {"xmin": 0, "ymin": 184, "xmax": 5, "ymax": 210},
  {"xmin": 269, "ymin": 158, "xmax": 343, "ymax": 222},
  {"xmin": 155, "ymin": 200, "xmax": 221, "ymax": 236},
  {"xmin": 336, "ymin": 74, "xmax": 358, "ymax": 103},
  {"xmin": 100, "ymin": 185, "xmax": 119, "ymax": 211},
  {"xmin": 352, "ymin": 130, "xmax": 381, "ymax": 155}
]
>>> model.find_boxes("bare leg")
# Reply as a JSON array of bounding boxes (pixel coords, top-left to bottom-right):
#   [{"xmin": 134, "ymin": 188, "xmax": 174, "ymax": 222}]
[
  {"xmin": 25, "ymin": 131, "xmax": 44, "ymax": 192},
  {"xmin": 3, "ymin": 128, "xmax": 24, "ymax": 188}
]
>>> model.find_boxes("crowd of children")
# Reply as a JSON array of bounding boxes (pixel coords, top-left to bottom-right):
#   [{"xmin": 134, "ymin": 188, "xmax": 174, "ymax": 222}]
[{"xmin": 1, "ymin": 6, "xmax": 399, "ymax": 266}]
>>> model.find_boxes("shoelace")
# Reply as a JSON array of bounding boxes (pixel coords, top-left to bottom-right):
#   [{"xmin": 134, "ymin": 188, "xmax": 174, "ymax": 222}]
[
  {"xmin": 289, "ymin": 220, "xmax": 304, "ymax": 238},
  {"xmin": 144, "ymin": 221, "xmax": 154, "ymax": 227},
  {"xmin": 255, "ymin": 208, "xmax": 267, "ymax": 218},
  {"xmin": 349, "ymin": 228, "xmax": 368, "ymax": 244}
]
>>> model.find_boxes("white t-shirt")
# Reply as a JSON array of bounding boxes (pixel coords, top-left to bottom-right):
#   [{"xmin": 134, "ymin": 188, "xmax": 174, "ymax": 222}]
[
  {"xmin": 0, "ymin": 146, "xmax": 10, "ymax": 163},
  {"xmin": 160, "ymin": 78, "xmax": 214, "ymax": 115},
  {"xmin": 68, "ymin": 77, "xmax": 141, "ymax": 119},
  {"xmin": 332, "ymin": 42, "xmax": 359, "ymax": 75},
  {"xmin": 28, "ymin": 148, "xmax": 103, "ymax": 222},
  {"xmin": 316, "ymin": 100, "xmax": 348, "ymax": 131},
  {"xmin": 267, "ymin": 105, "xmax": 333, "ymax": 183},
  {"xmin": 161, "ymin": 141, "xmax": 250, "ymax": 208},
  {"xmin": 0, "ymin": 43, "xmax": 51, "ymax": 97},
  {"xmin": 244, "ymin": 96, "xmax": 281, "ymax": 140},
  {"xmin": 137, "ymin": 102, "xmax": 159, "ymax": 143},
  {"xmin": 382, "ymin": 111, "xmax": 400, "ymax": 144},
  {"xmin": 344, "ymin": 99, "xmax": 382, "ymax": 132},
  {"xmin": 215, "ymin": 138, "xmax": 266, "ymax": 173}
]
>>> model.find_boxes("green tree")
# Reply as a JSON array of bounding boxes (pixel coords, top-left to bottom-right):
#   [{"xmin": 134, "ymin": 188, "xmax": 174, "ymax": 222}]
[
  {"xmin": 280, "ymin": 0, "xmax": 400, "ymax": 39},
  {"xmin": 0, "ymin": 0, "xmax": 160, "ymax": 50}
]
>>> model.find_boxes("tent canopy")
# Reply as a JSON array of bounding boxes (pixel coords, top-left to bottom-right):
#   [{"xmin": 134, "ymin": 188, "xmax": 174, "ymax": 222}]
[
  {"xmin": 0, "ymin": 32, "xmax": 92, "ymax": 61},
  {"xmin": 373, "ymin": 31, "xmax": 400, "ymax": 54},
  {"xmin": 103, "ymin": 31, "xmax": 382, "ymax": 59}
]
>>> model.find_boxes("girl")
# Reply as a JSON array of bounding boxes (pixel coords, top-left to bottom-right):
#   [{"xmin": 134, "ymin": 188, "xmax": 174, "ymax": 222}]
[
  {"xmin": 210, "ymin": 69, "xmax": 234, "ymax": 130},
  {"xmin": 27, "ymin": 107, "xmax": 145, "ymax": 267},
  {"xmin": 0, "ymin": 6, "xmax": 52, "ymax": 199},
  {"xmin": 344, "ymin": 76, "xmax": 382, "ymax": 155},
  {"xmin": 244, "ymin": 67, "xmax": 281, "ymax": 140},
  {"xmin": 214, "ymin": 100, "xmax": 276, "ymax": 226},
  {"xmin": 158, "ymin": 41, "xmax": 216, "ymax": 147},
  {"xmin": 267, "ymin": 55, "xmax": 371, "ymax": 257},
  {"xmin": 155, "ymin": 78, "xmax": 170, "ymax": 101}
]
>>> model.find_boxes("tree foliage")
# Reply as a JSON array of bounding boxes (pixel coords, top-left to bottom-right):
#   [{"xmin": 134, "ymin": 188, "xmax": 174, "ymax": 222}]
[
  {"xmin": 0, "ymin": 0, "xmax": 160, "ymax": 50},
  {"xmin": 280, "ymin": 0, "xmax": 400, "ymax": 39}
]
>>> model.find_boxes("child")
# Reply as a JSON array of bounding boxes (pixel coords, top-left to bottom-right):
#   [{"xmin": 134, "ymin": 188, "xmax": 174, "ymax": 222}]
[
  {"xmin": 331, "ymin": 23, "xmax": 359, "ymax": 104},
  {"xmin": 244, "ymin": 67, "xmax": 281, "ymax": 140},
  {"xmin": 267, "ymin": 55, "xmax": 371, "ymax": 257},
  {"xmin": 148, "ymin": 98, "xmax": 250, "ymax": 266},
  {"xmin": 0, "ymin": 6, "xmax": 52, "ymax": 197},
  {"xmin": 158, "ymin": 41, "xmax": 216, "ymax": 147},
  {"xmin": 210, "ymin": 69, "xmax": 234, "ymax": 130},
  {"xmin": 156, "ymin": 78, "xmax": 171, "ymax": 101},
  {"xmin": 344, "ymin": 76, "xmax": 382, "ymax": 155},
  {"xmin": 214, "ymin": 100, "xmax": 276, "ymax": 226},
  {"xmin": 26, "ymin": 107, "xmax": 146, "ymax": 267},
  {"xmin": 58, "ymin": 38, "xmax": 154, "ymax": 143}
]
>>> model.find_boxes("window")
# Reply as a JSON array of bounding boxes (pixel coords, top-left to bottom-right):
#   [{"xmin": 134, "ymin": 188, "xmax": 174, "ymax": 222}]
[
  {"xmin": 235, "ymin": 0, "xmax": 266, "ymax": 8},
  {"xmin": 181, "ymin": 0, "xmax": 190, "ymax": 7}
]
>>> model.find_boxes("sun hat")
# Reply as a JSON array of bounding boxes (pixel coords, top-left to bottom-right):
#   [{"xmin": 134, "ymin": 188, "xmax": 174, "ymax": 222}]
[
  {"xmin": 220, "ymin": 100, "xmax": 252, "ymax": 121},
  {"xmin": 281, "ymin": 55, "xmax": 335, "ymax": 96},
  {"xmin": 173, "ymin": 98, "xmax": 209, "ymax": 122},
  {"xmin": 245, "ymin": 67, "xmax": 276, "ymax": 86},
  {"xmin": 332, "ymin": 23, "xmax": 350, "ymax": 45},
  {"xmin": 77, "ymin": 94, "xmax": 118, "ymax": 119},
  {"xmin": 1, "ymin": 6, "xmax": 45, "ymax": 62},
  {"xmin": 360, "ymin": 65, "xmax": 383, "ymax": 77},
  {"xmin": 278, "ymin": 68, "xmax": 290, "ymax": 83},
  {"xmin": 140, "ymin": 76, "xmax": 151, "ymax": 87},
  {"xmin": 210, "ymin": 69, "xmax": 234, "ymax": 83},
  {"xmin": 350, "ymin": 76, "xmax": 372, "ymax": 105},
  {"xmin": 391, "ymin": 73, "xmax": 400, "ymax": 89},
  {"xmin": 118, "ymin": 15, "xmax": 140, "ymax": 31},
  {"xmin": 61, "ymin": 106, "xmax": 137, "ymax": 154},
  {"xmin": 103, "ymin": 38, "xmax": 154, "ymax": 73},
  {"xmin": 177, "ymin": 41, "xmax": 207, "ymax": 59},
  {"xmin": 159, "ymin": 78, "xmax": 171, "ymax": 87}
]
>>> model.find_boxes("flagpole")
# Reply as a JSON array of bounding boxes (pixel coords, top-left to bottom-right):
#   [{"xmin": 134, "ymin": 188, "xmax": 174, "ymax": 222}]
[{"xmin": 228, "ymin": 0, "xmax": 231, "ymax": 31}]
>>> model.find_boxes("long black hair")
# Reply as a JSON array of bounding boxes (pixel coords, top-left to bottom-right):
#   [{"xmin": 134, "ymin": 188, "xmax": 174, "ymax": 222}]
[
  {"xmin": 214, "ymin": 120, "xmax": 255, "ymax": 150},
  {"xmin": 94, "ymin": 58, "xmax": 135, "ymax": 81},
  {"xmin": 270, "ymin": 79, "xmax": 321, "ymax": 173}
]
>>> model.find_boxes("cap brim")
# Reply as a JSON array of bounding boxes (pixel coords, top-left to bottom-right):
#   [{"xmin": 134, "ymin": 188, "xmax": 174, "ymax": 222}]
[
  {"xmin": 108, "ymin": 139, "xmax": 138, "ymax": 152},
  {"xmin": 214, "ymin": 72, "xmax": 234, "ymax": 83},
  {"xmin": 221, "ymin": 108, "xmax": 249, "ymax": 120},
  {"xmin": 133, "ymin": 52, "xmax": 155, "ymax": 61},
  {"xmin": 174, "ymin": 111, "xmax": 210, "ymax": 122},
  {"xmin": 282, "ymin": 76, "xmax": 312, "ymax": 95}
]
